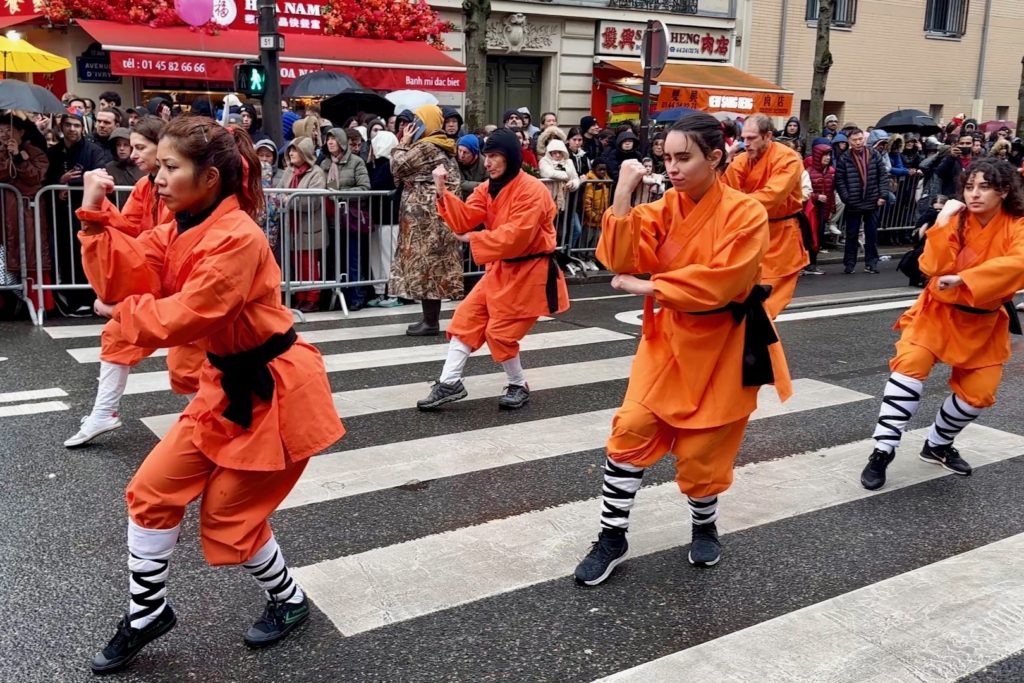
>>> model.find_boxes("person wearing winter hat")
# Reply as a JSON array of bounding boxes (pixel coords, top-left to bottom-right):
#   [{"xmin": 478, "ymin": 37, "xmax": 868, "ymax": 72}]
[
  {"xmin": 276, "ymin": 136, "xmax": 327, "ymax": 312},
  {"xmin": 442, "ymin": 106, "xmax": 464, "ymax": 139},
  {"xmin": 517, "ymin": 107, "xmax": 539, "ymax": 137},
  {"xmin": 103, "ymin": 127, "xmax": 144, "ymax": 188},
  {"xmin": 824, "ymin": 114, "xmax": 840, "ymax": 136},
  {"xmin": 146, "ymin": 96, "xmax": 171, "ymax": 121},
  {"xmin": 456, "ymin": 133, "xmax": 486, "ymax": 197},
  {"xmin": 239, "ymin": 103, "xmax": 269, "ymax": 143},
  {"xmin": 580, "ymin": 115, "xmax": 602, "ymax": 162},
  {"xmin": 417, "ymin": 128, "xmax": 569, "ymax": 411},
  {"xmin": 502, "ymin": 108, "xmax": 524, "ymax": 130}
]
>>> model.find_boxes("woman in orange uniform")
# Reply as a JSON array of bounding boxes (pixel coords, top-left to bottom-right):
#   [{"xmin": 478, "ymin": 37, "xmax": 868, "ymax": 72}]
[
  {"xmin": 76, "ymin": 119, "xmax": 344, "ymax": 674},
  {"xmin": 416, "ymin": 128, "xmax": 569, "ymax": 411},
  {"xmin": 574, "ymin": 113, "xmax": 791, "ymax": 586},
  {"xmin": 65, "ymin": 116, "xmax": 203, "ymax": 447},
  {"xmin": 861, "ymin": 158, "xmax": 1024, "ymax": 490}
]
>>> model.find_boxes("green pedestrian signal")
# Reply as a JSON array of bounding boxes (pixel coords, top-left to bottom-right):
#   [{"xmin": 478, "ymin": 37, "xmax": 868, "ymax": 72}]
[{"xmin": 234, "ymin": 63, "xmax": 267, "ymax": 98}]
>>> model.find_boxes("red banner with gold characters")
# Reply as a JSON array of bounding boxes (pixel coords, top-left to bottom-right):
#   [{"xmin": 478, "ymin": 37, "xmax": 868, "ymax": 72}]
[{"xmin": 657, "ymin": 86, "xmax": 793, "ymax": 117}]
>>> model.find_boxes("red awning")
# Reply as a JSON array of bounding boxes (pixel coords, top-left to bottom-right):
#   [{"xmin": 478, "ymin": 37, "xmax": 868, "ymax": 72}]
[
  {"xmin": 0, "ymin": 14, "xmax": 42, "ymax": 31},
  {"xmin": 76, "ymin": 19, "xmax": 466, "ymax": 92}
]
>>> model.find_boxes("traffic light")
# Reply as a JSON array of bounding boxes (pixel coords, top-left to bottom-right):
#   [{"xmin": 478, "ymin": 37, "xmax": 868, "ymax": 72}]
[{"xmin": 234, "ymin": 63, "xmax": 267, "ymax": 98}]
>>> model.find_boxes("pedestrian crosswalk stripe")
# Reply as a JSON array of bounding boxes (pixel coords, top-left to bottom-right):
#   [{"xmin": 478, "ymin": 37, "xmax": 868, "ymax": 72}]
[
  {"xmin": 122, "ymin": 327, "xmax": 636, "ymax": 396},
  {"xmin": 141, "ymin": 355, "xmax": 639, "ymax": 438},
  {"xmin": 292, "ymin": 424, "xmax": 1024, "ymax": 636},
  {"xmin": 65, "ymin": 317, "xmax": 554, "ymax": 364},
  {"xmin": 595, "ymin": 529, "xmax": 1024, "ymax": 683},
  {"xmin": 280, "ymin": 378, "xmax": 869, "ymax": 510},
  {"xmin": 777, "ymin": 299, "xmax": 919, "ymax": 322},
  {"xmin": 0, "ymin": 387, "xmax": 68, "ymax": 404},
  {"xmin": 43, "ymin": 323, "xmax": 108, "ymax": 339},
  {"xmin": 0, "ymin": 400, "xmax": 70, "ymax": 417}
]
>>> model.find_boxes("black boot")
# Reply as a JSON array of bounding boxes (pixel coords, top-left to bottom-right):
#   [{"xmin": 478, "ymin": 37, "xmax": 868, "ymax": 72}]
[
  {"xmin": 406, "ymin": 299, "xmax": 441, "ymax": 336},
  {"xmin": 90, "ymin": 606, "xmax": 177, "ymax": 675}
]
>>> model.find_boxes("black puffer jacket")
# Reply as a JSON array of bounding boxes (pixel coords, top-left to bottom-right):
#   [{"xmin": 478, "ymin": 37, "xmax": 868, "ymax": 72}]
[
  {"xmin": 835, "ymin": 148, "xmax": 890, "ymax": 212},
  {"xmin": 600, "ymin": 130, "xmax": 641, "ymax": 185}
]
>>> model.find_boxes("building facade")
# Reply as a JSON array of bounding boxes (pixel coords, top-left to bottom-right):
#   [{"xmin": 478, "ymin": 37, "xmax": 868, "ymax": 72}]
[{"xmin": 743, "ymin": 0, "xmax": 1023, "ymax": 129}]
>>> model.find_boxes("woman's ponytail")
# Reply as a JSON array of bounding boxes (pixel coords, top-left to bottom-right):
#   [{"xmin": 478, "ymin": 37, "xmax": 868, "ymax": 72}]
[{"xmin": 231, "ymin": 127, "xmax": 266, "ymax": 220}]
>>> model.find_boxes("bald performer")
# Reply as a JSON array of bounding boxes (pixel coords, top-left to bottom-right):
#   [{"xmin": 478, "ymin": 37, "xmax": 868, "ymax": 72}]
[{"xmin": 723, "ymin": 114, "xmax": 808, "ymax": 318}]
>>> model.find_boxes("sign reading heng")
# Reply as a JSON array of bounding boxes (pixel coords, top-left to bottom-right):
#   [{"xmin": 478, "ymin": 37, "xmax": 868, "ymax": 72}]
[{"xmin": 595, "ymin": 21, "xmax": 731, "ymax": 62}]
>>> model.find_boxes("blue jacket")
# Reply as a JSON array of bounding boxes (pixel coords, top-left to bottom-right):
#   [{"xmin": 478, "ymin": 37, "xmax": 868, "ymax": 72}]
[{"xmin": 888, "ymin": 152, "xmax": 909, "ymax": 177}]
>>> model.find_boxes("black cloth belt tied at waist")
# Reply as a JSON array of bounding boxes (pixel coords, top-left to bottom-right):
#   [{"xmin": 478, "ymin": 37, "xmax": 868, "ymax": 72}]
[
  {"xmin": 768, "ymin": 211, "xmax": 804, "ymax": 223},
  {"xmin": 502, "ymin": 251, "xmax": 559, "ymax": 314},
  {"xmin": 206, "ymin": 327, "xmax": 298, "ymax": 428},
  {"xmin": 690, "ymin": 285, "xmax": 778, "ymax": 387},
  {"xmin": 952, "ymin": 302, "xmax": 1023, "ymax": 336}
]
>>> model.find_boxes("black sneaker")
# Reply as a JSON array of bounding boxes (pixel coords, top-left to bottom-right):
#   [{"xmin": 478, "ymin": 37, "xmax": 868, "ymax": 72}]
[
  {"xmin": 920, "ymin": 441, "xmax": 972, "ymax": 476},
  {"xmin": 802, "ymin": 266, "xmax": 825, "ymax": 276},
  {"xmin": 498, "ymin": 384, "xmax": 530, "ymax": 410},
  {"xmin": 574, "ymin": 529, "xmax": 628, "ymax": 586},
  {"xmin": 406, "ymin": 321, "xmax": 440, "ymax": 336},
  {"xmin": 843, "ymin": 268, "xmax": 854, "ymax": 274},
  {"xmin": 861, "ymin": 448, "xmax": 895, "ymax": 490},
  {"xmin": 864, "ymin": 266, "xmax": 880, "ymax": 274},
  {"xmin": 688, "ymin": 522, "xmax": 721, "ymax": 567},
  {"xmin": 244, "ymin": 597, "xmax": 310, "ymax": 649},
  {"xmin": 416, "ymin": 380, "xmax": 468, "ymax": 411},
  {"xmin": 90, "ymin": 605, "xmax": 177, "ymax": 675}
]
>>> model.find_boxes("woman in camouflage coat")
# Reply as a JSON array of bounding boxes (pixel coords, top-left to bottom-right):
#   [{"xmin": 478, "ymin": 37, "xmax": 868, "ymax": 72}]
[{"xmin": 389, "ymin": 104, "xmax": 463, "ymax": 335}]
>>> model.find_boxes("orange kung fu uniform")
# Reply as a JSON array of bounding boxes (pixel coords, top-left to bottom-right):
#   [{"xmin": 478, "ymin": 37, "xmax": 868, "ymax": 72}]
[
  {"xmin": 597, "ymin": 179, "xmax": 792, "ymax": 498},
  {"xmin": 436, "ymin": 172, "xmax": 569, "ymax": 361},
  {"xmin": 723, "ymin": 141, "xmax": 808, "ymax": 319},
  {"xmin": 889, "ymin": 210, "xmax": 1024, "ymax": 407},
  {"xmin": 78, "ymin": 176, "xmax": 204, "ymax": 395},
  {"xmin": 78, "ymin": 195, "xmax": 344, "ymax": 566}
]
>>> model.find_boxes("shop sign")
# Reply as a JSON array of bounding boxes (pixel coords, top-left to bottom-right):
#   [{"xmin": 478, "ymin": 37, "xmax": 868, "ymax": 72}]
[
  {"xmin": 76, "ymin": 43, "xmax": 122, "ymax": 84},
  {"xmin": 595, "ymin": 20, "xmax": 731, "ymax": 62},
  {"xmin": 110, "ymin": 53, "xmax": 236, "ymax": 82},
  {"xmin": 212, "ymin": 0, "xmax": 323, "ymax": 34},
  {"xmin": 657, "ymin": 86, "xmax": 793, "ymax": 116}
]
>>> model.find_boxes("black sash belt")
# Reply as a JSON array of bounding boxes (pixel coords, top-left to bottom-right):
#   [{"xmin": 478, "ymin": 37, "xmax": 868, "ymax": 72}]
[
  {"xmin": 207, "ymin": 327, "xmax": 298, "ymax": 428},
  {"xmin": 502, "ymin": 251, "xmax": 560, "ymax": 314},
  {"xmin": 953, "ymin": 302, "xmax": 1023, "ymax": 335},
  {"xmin": 690, "ymin": 285, "xmax": 778, "ymax": 387},
  {"xmin": 768, "ymin": 211, "xmax": 804, "ymax": 222}
]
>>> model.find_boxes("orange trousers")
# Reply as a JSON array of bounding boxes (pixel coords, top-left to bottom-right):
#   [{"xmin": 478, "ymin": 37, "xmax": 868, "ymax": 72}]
[
  {"xmin": 890, "ymin": 339, "xmax": 1002, "ymax": 408},
  {"xmin": 99, "ymin": 317, "xmax": 203, "ymax": 394},
  {"xmin": 126, "ymin": 418, "xmax": 308, "ymax": 566},
  {"xmin": 446, "ymin": 284, "xmax": 538, "ymax": 363},
  {"xmin": 606, "ymin": 399, "xmax": 750, "ymax": 498},
  {"xmin": 762, "ymin": 272, "xmax": 800, "ymax": 320}
]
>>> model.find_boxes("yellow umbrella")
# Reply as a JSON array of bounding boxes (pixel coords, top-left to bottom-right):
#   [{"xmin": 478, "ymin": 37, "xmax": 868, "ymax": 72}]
[{"xmin": 0, "ymin": 34, "xmax": 70, "ymax": 75}]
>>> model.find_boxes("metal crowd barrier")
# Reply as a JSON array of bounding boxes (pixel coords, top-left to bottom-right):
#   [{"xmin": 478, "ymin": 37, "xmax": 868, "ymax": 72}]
[
  {"xmin": 876, "ymin": 173, "xmax": 925, "ymax": 238},
  {"xmin": 0, "ymin": 183, "xmax": 37, "ymax": 323}
]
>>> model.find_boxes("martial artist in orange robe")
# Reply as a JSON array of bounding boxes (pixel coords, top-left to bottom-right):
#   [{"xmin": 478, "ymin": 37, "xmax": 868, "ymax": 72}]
[
  {"xmin": 417, "ymin": 128, "xmax": 569, "ymax": 411},
  {"xmin": 65, "ymin": 171, "xmax": 204, "ymax": 448},
  {"xmin": 574, "ymin": 115, "xmax": 791, "ymax": 587},
  {"xmin": 78, "ymin": 121, "xmax": 344, "ymax": 675},
  {"xmin": 862, "ymin": 160, "xmax": 1024, "ymax": 491},
  {"xmin": 723, "ymin": 114, "xmax": 808, "ymax": 319}
]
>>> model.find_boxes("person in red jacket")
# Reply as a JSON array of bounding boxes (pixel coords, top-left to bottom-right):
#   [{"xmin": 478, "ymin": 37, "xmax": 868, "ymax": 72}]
[
  {"xmin": 417, "ymin": 128, "xmax": 569, "ymax": 411},
  {"xmin": 803, "ymin": 143, "xmax": 836, "ymax": 275}
]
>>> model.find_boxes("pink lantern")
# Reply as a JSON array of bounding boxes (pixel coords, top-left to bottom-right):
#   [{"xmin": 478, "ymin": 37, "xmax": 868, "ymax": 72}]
[{"xmin": 175, "ymin": 0, "xmax": 214, "ymax": 27}]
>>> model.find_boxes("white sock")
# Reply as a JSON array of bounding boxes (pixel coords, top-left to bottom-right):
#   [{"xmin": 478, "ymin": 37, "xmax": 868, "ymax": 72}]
[
  {"xmin": 927, "ymin": 393, "xmax": 982, "ymax": 446},
  {"xmin": 439, "ymin": 337, "xmax": 472, "ymax": 384},
  {"xmin": 501, "ymin": 355, "xmax": 526, "ymax": 387},
  {"xmin": 126, "ymin": 519, "xmax": 179, "ymax": 629},
  {"xmin": 688, "ymin": 495, "xmax": 719, "ymax": 525},
  {"xmin": 872, "ymin": 372, "xmax": 924, "ymax": 454},
  {"xmin": 93, "ymin": 361, "xmax": 130, "ymax": 420},
  {"xmin": 600, "ymin": 457, "xmax": 644, "ymax": 532},
  {"xmin": 244, "ymin": 536, "xmax": 305, "ymax": 604}
]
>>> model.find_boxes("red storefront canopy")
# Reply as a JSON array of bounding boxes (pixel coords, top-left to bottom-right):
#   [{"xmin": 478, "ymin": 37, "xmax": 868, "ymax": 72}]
[
  {"xmin": 0, "ymin": 14, "xmax": 42, "ymax": 31},
  {"xmin": 76, "ymin": 19, "xmax": 466, "ymax": 92}
]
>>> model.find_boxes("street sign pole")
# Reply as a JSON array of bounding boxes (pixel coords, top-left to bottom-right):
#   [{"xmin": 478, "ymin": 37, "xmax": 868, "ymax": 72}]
[
  {"xmin": 258, "ymin": 0, "xmax": 283, "ymax": 147},
  {"xmin": 639, "ymin": 20, "xmax": 668, "ymax": 151}
]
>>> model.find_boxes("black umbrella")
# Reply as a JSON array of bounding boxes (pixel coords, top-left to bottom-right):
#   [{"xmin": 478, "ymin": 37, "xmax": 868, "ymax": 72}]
[
  {"xmin": 0, "ymin": 80, "xmax": 65, "ymax": 114},
  {"xmin": 283, "ymin": 70, "xmax": 364, "ymax": 98},
  {"xmin": 876, "ymin": 109, "xmax": 941, "ymax": 135},
  {"xmin": 320, "ymin": 90, "xmax": 394, "ymax": 126}
]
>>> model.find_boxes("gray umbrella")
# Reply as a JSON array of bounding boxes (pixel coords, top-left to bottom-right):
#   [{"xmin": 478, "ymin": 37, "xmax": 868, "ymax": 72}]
[
  {"xmin": 0, "ymin": 80, "xmax": 65, "ymax": 114},
  {"xmin": 283, "ymin": 71, "xmax": 363, "ymax": 98}
]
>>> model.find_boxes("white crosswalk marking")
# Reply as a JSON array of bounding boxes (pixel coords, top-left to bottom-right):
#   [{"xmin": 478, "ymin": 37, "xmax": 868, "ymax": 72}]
[
  {"xmin": 293, "ymin": 425, "xmax": 1024, "ymax": 636},
  {"xmin": 596, "ymin": 530, "xmax": 1024, "ymax": 683},
  {"xmin": 0, "ymin": 388, "xmax": 67, "ymax": 404},
  {"xmin": 0, "ymin": 400, "xmax": 70, "ymax": 417}
]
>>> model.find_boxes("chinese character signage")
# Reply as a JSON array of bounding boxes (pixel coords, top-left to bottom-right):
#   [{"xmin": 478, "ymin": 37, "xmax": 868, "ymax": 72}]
[
  {"xmin": 211, "ymin": 0, "xmax": 323, "ymax": 34},
  {"xmin": 596, "ymin": 20, "xmax": 731, "ymax": 62},
  {"xmin": 656, "ymin": 86, "xmax": 793, "ymax": 116}
]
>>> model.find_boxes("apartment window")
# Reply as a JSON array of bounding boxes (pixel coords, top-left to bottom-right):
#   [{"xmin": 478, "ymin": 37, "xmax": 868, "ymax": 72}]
[
  {"xmin": 924, "ymin": 0, "xmax": 969, "ymax": 37},
  {"xmin": 929, "ymin": 104, "xmax": 944, "ymax": 122},
  {"xmin": 996, "ymin": 106, "xmax": 1009, "ymax": 120},
  {"xmin": 806, "ymin": 0, "xmax": 858, "ymax": 27}
]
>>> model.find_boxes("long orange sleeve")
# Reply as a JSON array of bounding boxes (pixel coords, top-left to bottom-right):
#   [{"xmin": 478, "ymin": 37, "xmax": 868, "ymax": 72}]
[
  {"xmin": 918, "ymin": 222, "xmax": 961, "ymax": 278},
  {"xmin": 437, "ymin": 184, "xmax": 488, "ymax": 234},
  {"xmin": 467, "ymin": 182, "xmax": 552, "ymax": 264},
  {"xmin": 78, "ymin": 224, "xmax": 167, "ymax": 303},
  {"xmin": 597, "ymin": 200, "xmax": 665, "ymax": 274},
  {"xmin": 959, "ymin": 217, "xmax": 1024, "ymax": 305}
]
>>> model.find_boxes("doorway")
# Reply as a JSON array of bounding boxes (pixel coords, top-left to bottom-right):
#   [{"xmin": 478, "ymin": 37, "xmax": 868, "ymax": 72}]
[{"xmin": 486, "ymin": 57, "xmax": 542, "ymax": 128}]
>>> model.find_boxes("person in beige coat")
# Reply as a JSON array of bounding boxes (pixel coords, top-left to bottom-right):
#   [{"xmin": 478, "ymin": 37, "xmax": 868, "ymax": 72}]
[{"xmin": 275, "ymin": 137, "xmax": 326, "ymax": 312}]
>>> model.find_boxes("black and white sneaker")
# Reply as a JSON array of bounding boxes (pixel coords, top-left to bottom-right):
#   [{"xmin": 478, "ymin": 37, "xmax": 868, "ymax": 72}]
[
  {"xmin": 920, "ymin": 441, "xmax": 972, "ymax": 476},
  {"xmin": 244, "ymin": 597, "xmax": 310, "ymax": 648},
  {"xmin": 90, "ymin": 605, "xmax": 177, "ymax": 675},
  {"xmin": 688, "ymin": 523, "xmax": 721, "ymax": 567},
  {"xmin": 574, "ymin": 530, "xmax": 628, "ymax": 586},
  {"xmin": 416, "ymin": 380, "xmax": 468, "ymax": 411},
  {"xmin": 498, "ymin": 384, "xmax": 530, "ymax": 410},
  {"xmin": 861, "ymin": 448, "xmax": 895, "ymax": 490}
]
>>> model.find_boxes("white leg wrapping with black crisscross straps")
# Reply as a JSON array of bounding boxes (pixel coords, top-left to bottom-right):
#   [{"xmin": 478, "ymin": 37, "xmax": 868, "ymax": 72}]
[
  {"xmin": 927, "ymin": 393, "xmax": 982, "ymax": 446},
  {"xmin": 872, "ymin": 372, "xmax": 924, "ymax": 454},
  {"xmin": 126, "ymin": 519, "xmax": 179, "ymax": 629}
]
